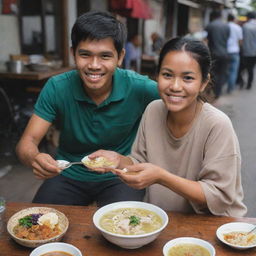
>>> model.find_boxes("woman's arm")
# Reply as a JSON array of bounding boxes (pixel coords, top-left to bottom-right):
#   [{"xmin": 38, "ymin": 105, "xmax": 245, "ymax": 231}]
[{"xmin": 116, "ymin": 163, "xmax": 207, "ymax": 207}]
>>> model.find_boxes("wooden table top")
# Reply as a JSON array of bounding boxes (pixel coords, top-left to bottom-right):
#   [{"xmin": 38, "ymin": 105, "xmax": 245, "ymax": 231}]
[
  {"xmin": 1, "ymin": 202, "xmax": 256, "ymax": 256},
  {"xmin": 0, "ymin": 66, "xmax": 73, "ymax": 81}
]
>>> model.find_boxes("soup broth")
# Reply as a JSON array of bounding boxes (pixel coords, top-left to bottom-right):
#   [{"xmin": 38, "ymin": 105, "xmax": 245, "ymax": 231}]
[
  {"xmin": 41, "ymin": 252, "xmax": 73, "ymax": 256},
  {"xmin": 168, "ymin": 243, "xmax": 210, "ymax": 256},
  {"xmin": 99, "ymin": 207, "xmax": 162, "ymax": 235}
]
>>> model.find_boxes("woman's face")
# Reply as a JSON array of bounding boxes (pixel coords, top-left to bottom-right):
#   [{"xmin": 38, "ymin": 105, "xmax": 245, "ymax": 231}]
[{"xmin": 157, "ymin": 50, "xmax": 207, "ymax": 113}]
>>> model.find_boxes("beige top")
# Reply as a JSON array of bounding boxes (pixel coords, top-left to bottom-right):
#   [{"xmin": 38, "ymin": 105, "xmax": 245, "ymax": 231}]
[{"xmin": 129, "ymin": 100, "xmax": 247, "ymax": 217}]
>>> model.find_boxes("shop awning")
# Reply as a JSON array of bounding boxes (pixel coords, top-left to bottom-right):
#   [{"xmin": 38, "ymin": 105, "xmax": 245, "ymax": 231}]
[{"xmin": 109, "ymin": 0, "xmax": 153, "ymax": 19}]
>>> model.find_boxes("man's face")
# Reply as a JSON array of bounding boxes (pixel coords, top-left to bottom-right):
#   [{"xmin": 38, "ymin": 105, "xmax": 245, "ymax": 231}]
[{"xmin": 72, "ymin": 38, "xmax": 125, "ymax": 93}]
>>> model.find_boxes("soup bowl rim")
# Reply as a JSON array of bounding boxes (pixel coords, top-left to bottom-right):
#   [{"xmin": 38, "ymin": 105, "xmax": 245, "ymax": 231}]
[
  {"xmin": 29, "ymin": 242, "xmax": 82, "ymax": 256},
  {"xmin": 162, "ymin": 237, "xmax": 216, "ymax": 256},
  {"xmin": 93, "ymin": 201, "xmax": 169, "ymax": 238}
]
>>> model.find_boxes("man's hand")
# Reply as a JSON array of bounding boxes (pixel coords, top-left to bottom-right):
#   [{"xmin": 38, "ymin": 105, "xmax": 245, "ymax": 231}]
[{"xmin": 31, "ymin": 153, "xmax": 61, "ymax": 179}]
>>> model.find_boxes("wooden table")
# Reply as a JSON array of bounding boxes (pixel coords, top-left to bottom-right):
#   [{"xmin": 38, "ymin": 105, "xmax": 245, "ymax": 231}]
[
  {"xmin": 0, "ymin": 67, "xmax": 73, "ymax": 81},
  {"xmin": 1, "ymin": 202, "xmax": 256, "ymax": 256}
]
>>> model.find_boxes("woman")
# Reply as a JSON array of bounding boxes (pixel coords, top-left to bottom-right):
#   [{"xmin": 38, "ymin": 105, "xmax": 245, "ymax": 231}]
[{"xmin": 90, "ymin": 37, "xmax": 247, "ymax": 217}]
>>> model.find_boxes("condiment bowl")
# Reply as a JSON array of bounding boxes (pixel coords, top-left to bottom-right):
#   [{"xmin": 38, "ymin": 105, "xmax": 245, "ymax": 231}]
[
  {"xmin": 216, "ymin": 222, "xmax": 256, "ymax": 250},
  {"xmin": 163, "ymin": 237, "xmax": 215, "ymax": 256},
  {"xmin": 93, "ymin": 201, "xmax": 169, "ymax": 249},
  {"xmin": 7, "ymin": 207, "xmax": 69, "ymax": 248},
  {"xmin": 29, "ymin": 242, "xmax": 82, "ymax": 256}
]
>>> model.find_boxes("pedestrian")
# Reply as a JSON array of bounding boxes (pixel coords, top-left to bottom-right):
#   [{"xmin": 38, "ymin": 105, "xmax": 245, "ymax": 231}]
[
  {"xmin": 15, "ymin": 11, "xmax": 159, "ymax": 206},
  {"xmin": 89, "ymin": 37, "xmax": 247, "ymax": 217},
  {"xmin": 240, "ymin": 11, "xmax": 256, "ymax": 90},
  {"xmin": 205, "ymin": 10, "xmax": 230, "ymax": 99},
  {"xmin": 151, "ymin": 32, "xmax": 164, "ymax": 55},
  {"xmin": 124, "ymin": 34, "xmax": 142, "ymax": 72},
  {"xmin": 226, "ymin": 13, "xmax": 243, "ymax": 94}
]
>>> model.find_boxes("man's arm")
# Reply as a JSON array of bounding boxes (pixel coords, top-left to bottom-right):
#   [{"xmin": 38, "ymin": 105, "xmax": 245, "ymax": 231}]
[{"xmin": 16, "ymin": 114, "xmax": 61, "ymax": 179}]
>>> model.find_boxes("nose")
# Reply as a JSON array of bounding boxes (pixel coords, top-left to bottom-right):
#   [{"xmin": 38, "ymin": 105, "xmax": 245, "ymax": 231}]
[
  {"xmin": 88, "ymin": 56, "xmax": 101, "ymax": 69},
  {"xmin": 170, "ymin": 78, "xmax": 182, "ymax": 91}
]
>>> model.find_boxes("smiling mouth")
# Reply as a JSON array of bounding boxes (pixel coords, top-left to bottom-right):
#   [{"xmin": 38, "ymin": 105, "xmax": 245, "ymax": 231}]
[
  {"xmin": 168, "ymin": 95, "xmax": 184, "ymax": 101},
  {"xmin": 85, "ymin": 72, "xmax": 104, "ymax": 80}
]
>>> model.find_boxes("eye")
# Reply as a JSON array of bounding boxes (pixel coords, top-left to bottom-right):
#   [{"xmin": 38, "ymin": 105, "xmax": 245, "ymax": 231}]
[
  {"xmin": 79, "ymin": 53, "xmax": 90, "ymax": 58},
  {"xmin": 101, "ymin": 54, "xmax": 112, "ymax": 59},
  {"xmin": 161, "ymin": 72, "xmax": 173, "ymax": 78},
  {"xmin": 183, "ymin": 75, "xmax": 194, "ymax": 81}
]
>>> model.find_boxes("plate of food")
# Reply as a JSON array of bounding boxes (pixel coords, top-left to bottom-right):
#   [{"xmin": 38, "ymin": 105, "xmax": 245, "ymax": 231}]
[
  {"xmin": 216, "ymin": 222, "xmax": 256, "ymax": 250},
  {"xmin": 7, "ymin": 207, "xmax": 69, "ymax": 248},
  {"xmin": 81, "ymin": 155, "xmax": 117, "ymax": 169}
]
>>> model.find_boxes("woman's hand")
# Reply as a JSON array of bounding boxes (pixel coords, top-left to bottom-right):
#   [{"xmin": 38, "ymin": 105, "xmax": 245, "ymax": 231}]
[
  {"xmin": 86, "ymin": 150, "xmax": 122, "ymax": 173},
  {"xmin": 31, "ymin": 153, "xmax": 61, "ymax": 179},
  {"xmin": 114, "ymin": 163, "xmax": 165, "ymax": 189}
]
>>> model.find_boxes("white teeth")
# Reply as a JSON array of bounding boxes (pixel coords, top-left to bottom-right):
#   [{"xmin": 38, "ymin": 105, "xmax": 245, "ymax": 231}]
[
  {"xmin": 87, "ymin": 74, "xmax": 102, "ymax": 79},
  {"xmin": 169, "ymin": 96, "xmax": 183, "ymax": 102}
]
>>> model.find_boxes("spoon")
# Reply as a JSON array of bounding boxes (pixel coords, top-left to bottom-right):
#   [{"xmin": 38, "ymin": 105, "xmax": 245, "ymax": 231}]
[
  {"xmin": 247, "ymin": 225, "xmax": 256, "ymax": 235},
  {"xmin": 57, "ymin": 160, "xmax": 83, "ymax": 170}
]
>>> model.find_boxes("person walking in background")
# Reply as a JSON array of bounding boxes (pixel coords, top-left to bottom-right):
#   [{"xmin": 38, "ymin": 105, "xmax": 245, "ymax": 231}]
[
  {"xmin": 124, "ymin": 34, "xmax": 142, "ymax": 72},
  {"xmin": 227, "ymin": 13, "xmax": 243, "ymax": 94},
  {"xmin": 151, "ymin": 32, "xmax": 164, "ymax": 55},
  {"xmin": 240, "ymin": 11, "xmax": 256, "ymax": 90},
  {"xmin": 205, "ymin": 10, "xmax": 230, "ymax": 99}
]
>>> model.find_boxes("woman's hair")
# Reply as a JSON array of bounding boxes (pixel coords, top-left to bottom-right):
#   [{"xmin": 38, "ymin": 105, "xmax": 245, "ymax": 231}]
[
  {"xmin": 157, "ymin": 37, "xmax": 212, "ymax": 101},
  {"xmin": 71, "ymin": 11, "xmax": 127, "ymax": 56}
]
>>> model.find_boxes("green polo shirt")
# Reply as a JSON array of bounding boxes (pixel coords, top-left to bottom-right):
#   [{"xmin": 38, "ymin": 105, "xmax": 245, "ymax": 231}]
[{"xmin": 34, "ymin": 68, "xmax": 158, "ymax": 182}]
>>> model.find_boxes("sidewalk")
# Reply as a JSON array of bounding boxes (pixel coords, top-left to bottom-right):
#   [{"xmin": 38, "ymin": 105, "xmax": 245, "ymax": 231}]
[{"xmin": 214, "ymin": 85, "xmax": 256, "ymax": 217}]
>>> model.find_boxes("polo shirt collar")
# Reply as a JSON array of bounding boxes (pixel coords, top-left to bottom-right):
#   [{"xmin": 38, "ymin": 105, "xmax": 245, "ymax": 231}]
[{"xmin": 72, "ymin": 68, "xmax": 126, "ymax": 104}]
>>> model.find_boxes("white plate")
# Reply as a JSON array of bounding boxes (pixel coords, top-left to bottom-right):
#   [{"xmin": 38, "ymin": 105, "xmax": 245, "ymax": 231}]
[
  {"xmin": 216, "ymin": 222, "xmax": 256, "ymax": 250},
  {"xmin": 163, "ymin": 237, "xmax": 215, "ymax": 256}
]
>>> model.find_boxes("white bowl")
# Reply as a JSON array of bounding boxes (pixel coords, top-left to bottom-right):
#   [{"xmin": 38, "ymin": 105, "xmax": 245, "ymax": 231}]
[
  {"xmin": 216, "ymin": 222, "xmax": 256, "ymax": 250},
  {"xmin": 29, "ymin": 242, "xmax": 82, "ymax": 256},
  {"xmin": 93, "ymin": 201, "xmax": 169, "ymax": 249},
  {"xmin": 163, "ymin": 237, "xmax": 215, "ymax": 256}
]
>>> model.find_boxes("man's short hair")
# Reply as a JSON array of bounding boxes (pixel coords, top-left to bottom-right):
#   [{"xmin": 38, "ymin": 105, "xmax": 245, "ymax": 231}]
[{"xmin": 71, "ymin": 11, "xmax": 127, "ymax": 56}]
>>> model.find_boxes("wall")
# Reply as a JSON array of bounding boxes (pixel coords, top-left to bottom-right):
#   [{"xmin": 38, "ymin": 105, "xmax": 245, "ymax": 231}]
[{"xmin": 0, "ymin": 15, "xmax": 20, "ymax": 69}]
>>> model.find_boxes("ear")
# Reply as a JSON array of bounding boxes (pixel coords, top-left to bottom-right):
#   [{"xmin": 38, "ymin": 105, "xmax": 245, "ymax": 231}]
[
  {"xmin": 200, "ymin": 74, "xmax": 210, "ymax": 92},
  {"xmin": 117, "ymin": 48, "xmax": 125, "ymax": 67},
  {"xmin": 70, "ymin": 47, "xmax": 75, "ymax": 57}
]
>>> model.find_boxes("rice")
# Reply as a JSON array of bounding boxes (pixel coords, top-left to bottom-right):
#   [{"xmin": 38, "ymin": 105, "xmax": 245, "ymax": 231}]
[{"xmin": 38, "ymin": 212, "xmax": 59, "ymax": 229}]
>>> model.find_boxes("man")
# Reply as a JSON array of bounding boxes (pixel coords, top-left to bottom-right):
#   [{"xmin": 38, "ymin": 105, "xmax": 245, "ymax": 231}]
[
  {"xmin": 205, "ymin": 10, "xmax": 230, "ymax": 99},
  {"xmin": 151, "ymin": 32, "xmax": 164, "ymax": 55},
  {"xmin": 226, "ymin": 13, "xmax": 243, "ymax": 94},
  {"xmin": 124, "ymin": 34, "xmax": 142, "ymax": 72},
  {"xmin": 16, "ymin": 11, "xmax": 159, "ymax": 206},
  {"xmin": 240, "ymin": 11, "xmax": 256, "ymax": 90}
]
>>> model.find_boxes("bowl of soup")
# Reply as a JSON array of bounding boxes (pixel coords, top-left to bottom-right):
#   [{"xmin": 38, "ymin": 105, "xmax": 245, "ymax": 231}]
[
  {"xmin": 93, "ymin": 201, "xmax": 169, "ymax": 249},
  {"xmin": 29, "ymin": 242, "xmax": 82, "ymax": 256},
  {"xmin": 7, "ymin": 207, "xmax": 69, "ymax": 248},
  {"xmin": 216, "ymin": 222, "xmax": 256, "ymax": 250},
  {"xmin": 163, "ymin": 237, "xmax": 215, "ymax": 256}
]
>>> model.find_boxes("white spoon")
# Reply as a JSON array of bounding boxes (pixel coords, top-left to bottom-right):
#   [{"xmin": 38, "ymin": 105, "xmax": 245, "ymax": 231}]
[{"xmin": 56, "ymin": 160, "xmax": 83, "ymax": 170}]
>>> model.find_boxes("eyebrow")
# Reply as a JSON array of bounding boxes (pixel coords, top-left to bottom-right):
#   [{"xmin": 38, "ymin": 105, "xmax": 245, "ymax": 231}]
[
  {"xmin": 161, "ymin": 67, "xmax": 196, "ymax": 75},
  {"xmin": 77, "ymin": 49, "xmax": 114, "ymax": 56}
]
